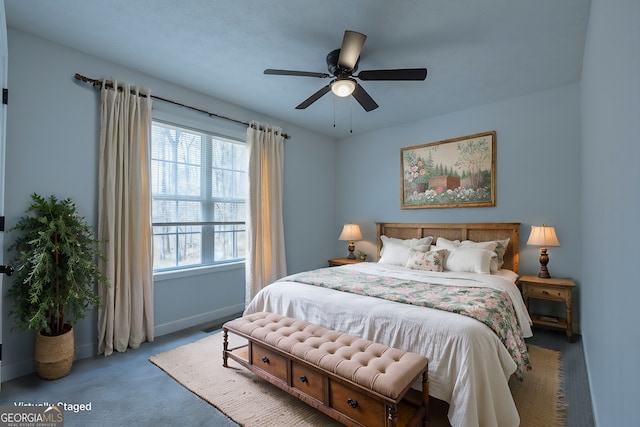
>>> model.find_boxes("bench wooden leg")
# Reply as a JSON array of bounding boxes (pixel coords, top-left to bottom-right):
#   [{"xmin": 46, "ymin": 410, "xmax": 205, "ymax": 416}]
[
  {"xmin": 386, "ymin": 404, "xmax": 398, "ymax": 427},
  {"xmin": 222, "ymin": 328, "xmax": 229, "ymax": 367},
  {"xmin": 422, "ymin": 370, "xmax": 429, "ymax": 426}
]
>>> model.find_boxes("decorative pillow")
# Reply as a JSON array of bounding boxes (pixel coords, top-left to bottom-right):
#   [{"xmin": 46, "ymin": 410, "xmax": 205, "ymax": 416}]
[
  {"xmin": 443, "ymin": 247, "xmax": 496, "ymax": 274},
  {"xmin": 378, "ymin": 235, "xmax": 433, "ymax": 266},
  {"xmin": 405, "ymin": 248, "xmax": 448, "ymax": 272},
  {"xmin": 491, "ymin": 238, "xmax": 510, "ymax": 270}
]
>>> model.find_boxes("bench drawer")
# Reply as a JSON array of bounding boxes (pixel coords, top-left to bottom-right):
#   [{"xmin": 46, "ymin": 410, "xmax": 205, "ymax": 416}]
[
  {"xmin": 223, "ymin": 313, "xmax": 428, "ymax": 427},
  {"xmin": 292, "ymin": 361, "xmax": 325, "ymax": 402},
  {"xmin": 330, "ymin": 379, "xmax": 386, "ymax": 427},
  {"xmin": 250, "ymin": 343, "xmax": 288, "ymax": 381}
]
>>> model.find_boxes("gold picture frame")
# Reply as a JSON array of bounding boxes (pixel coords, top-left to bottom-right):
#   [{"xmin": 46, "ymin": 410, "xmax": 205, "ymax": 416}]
[{"xmin": 401, "ymin": 131, "xmax": 496, "ymax": 209}]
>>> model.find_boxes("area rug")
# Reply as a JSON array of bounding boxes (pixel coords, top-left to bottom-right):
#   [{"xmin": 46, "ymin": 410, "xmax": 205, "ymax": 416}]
[{"xmin": 150, "ymin": 332, "xmax": 565, "ymax": 427}]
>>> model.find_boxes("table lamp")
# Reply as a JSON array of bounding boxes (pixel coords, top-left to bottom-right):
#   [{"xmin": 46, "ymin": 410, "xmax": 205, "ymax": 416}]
[
  {"xmin": 338, "ymin": 224, "xmax": 362, "ymax": 260},
  {"xmin": 526, "ymin": 225, "xmax": 560, "ymax": 278}
]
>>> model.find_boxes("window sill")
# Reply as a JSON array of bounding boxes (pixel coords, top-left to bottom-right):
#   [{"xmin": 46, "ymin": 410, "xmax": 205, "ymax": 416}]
[{"xmin": 153, "ymin": 261, "xmax": 245, "ymax": 282}]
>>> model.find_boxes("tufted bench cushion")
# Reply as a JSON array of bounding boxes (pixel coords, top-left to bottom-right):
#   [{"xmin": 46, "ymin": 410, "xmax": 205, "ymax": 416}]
[{"xmin": 224, "ymin": 311, "xmax": 428, "ymax": 401}]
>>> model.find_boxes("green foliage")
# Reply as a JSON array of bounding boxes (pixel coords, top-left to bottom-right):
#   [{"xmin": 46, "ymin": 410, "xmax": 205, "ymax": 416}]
[{"xmin": 7, "ymin": 194, "xmax": 108, "ymax": 336}]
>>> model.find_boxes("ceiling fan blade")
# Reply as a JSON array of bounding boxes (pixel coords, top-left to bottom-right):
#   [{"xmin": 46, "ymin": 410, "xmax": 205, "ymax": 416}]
[
  {"xmin": 265, "ymin": 69, "xmax": 330, "ymax": 78},
  {"xmin": 295, "ymin": 84, "xmax": 332, "ymax": 109},
  {"xmin": 337, "ymin": 30, "xmax": 367, "ymax": 71},
  {"xmin": 357, "ymin": 68, "xmax": 428, "ymax": 81},
  {"xmin": 352, "ymin": 83, "xmax": 379, "ymax": 112}
]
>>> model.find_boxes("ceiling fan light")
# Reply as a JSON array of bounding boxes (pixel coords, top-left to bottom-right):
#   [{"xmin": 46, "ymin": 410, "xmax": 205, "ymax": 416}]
[{"xmin": 331, "ymin": 79, "xmax": 356, "ymax": 97}]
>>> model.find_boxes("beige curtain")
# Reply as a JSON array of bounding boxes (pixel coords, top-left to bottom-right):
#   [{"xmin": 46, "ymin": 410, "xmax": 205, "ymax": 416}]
[
  {"xmin": 97, "ymin": 80, "xmax": 154, "ymax": 356},
  {"xmin": 245, "ymin": 121, "xmax": 287, "ymax": 305}
]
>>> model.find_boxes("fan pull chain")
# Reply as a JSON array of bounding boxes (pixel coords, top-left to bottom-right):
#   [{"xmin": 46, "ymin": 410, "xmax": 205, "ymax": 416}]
[
  {"xmin": 333, "ymin": 95, "xmax": 336, "ymax": 128},
  {"xmin": 350, "ymin": 96, "xmax": 353, "ymax": 133}
]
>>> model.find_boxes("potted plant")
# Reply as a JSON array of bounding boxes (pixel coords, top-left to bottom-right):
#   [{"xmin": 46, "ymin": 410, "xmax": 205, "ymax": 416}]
[
  {"xmin": 6, "ymin": 193, "xmax": 107, "ymax": 380},
  {"xmin": 357, "ymin": 250, "xmax": 367, "ymax": 261},
  {"xmin": 403, "ymin": 151, "xmax": 432, "ymax": 193}
]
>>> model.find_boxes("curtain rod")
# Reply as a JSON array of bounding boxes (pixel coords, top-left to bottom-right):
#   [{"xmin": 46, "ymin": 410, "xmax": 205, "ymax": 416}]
[{"xmin": 73, "ymin": 73, "xmax": 290, "ymax": 139}]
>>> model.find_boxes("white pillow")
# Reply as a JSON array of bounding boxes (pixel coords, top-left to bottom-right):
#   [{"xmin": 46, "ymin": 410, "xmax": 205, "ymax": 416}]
[
  {"xmin": 444, "ymin": 247, "xmax": 496, "ymax": 274},
  {"xmin": 405, "ymin": 248, "xmax": 448, "ymax": 272},
  {"xmin": 433, "ymin": 237, "xmax": 461, "ymax": 249},
  {"xmin": 379, "ymin": 235, "xmax": 433, "ymax": 266},
  {"xmin": 460, "ymin": 238, "xmax": 509, "ymax": 272},
  {"xmin": 460, "ymin": 239, "xmax": 497, "ymax": 249},
  {"xmin": 380, "ymin": 235, "xmax": 433, "ymax": 254}
]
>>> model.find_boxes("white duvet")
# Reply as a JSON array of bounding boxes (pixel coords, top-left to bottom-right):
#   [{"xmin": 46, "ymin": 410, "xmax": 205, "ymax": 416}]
[{"xmin": 244, "ymin": 262, "xmax": 532, "ymax": 427}]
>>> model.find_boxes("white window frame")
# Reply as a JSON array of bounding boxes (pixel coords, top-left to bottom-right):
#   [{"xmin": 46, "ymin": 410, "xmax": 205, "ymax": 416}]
[{"xmin": 150, "ymin": 110, "xmax": 247, "ymax": 276}]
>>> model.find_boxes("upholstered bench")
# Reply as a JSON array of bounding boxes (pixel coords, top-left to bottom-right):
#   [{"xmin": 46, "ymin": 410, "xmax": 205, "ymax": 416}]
[{"xmin": 223, "ymin": 312, "xmax": 429, "ymax": 427}]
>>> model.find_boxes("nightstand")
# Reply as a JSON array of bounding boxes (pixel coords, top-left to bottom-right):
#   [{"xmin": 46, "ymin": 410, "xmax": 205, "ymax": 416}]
[
  {"xmin": 328, "ymin": 257, "xmax": 365, "ymax": 267},
  {"xmin": 519, "ymin": 275, "xmax": 576, "ymax": 342}
]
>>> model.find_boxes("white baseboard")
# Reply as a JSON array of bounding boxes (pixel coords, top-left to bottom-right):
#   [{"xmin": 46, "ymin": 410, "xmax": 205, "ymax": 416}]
[
  {"xmin": 1, "ymin": 358, "xmax": 34, "ymax": 384},
  {"xmin": 2, "ymin": 340, "xmax": 101, "ymax": 383},
  {"xmin": 1, "ymin": 305, "xmax": 245, "ymax": 383},
  {"xmin": 153, "ymin": 304, "xmax": 245, "ymax": 337}
]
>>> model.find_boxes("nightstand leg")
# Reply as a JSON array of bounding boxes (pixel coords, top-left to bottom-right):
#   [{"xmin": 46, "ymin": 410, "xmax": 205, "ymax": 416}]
[
  {"xmin": 566, "ymin": 289, "xmax": 573, "ymax": 342},
  {"xmin": 566, "ymin": 300, "xmax": 573, "ymax": 342}
]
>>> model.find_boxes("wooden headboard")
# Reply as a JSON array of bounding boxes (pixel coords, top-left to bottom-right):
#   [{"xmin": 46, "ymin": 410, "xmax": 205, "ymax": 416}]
[{"xmin": 376, "ymin": 222, "xmax": 520, "ymax": 273}]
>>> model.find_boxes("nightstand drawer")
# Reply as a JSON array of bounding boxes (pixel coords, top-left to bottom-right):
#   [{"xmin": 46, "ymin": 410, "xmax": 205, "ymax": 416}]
[{"xmin": 526, "ymin": 284, "xmax": 569, "ymax": 301}]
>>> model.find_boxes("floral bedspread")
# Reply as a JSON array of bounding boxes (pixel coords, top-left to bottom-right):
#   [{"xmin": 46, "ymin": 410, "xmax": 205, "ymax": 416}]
[{"xmin": 282, "ymin": 267, "xmax": 531, "ymax": 380}]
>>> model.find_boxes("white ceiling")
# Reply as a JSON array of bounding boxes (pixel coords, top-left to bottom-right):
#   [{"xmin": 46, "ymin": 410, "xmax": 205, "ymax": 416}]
[{"xmin": 4, "ymin": 0, "xmax": 590, "ymax": 138}]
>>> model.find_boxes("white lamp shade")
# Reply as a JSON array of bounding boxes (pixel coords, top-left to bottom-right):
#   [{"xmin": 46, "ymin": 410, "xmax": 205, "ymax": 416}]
[
  {"xmin": 331, "ymin": 79, "xmax": 356, "ymax": 97},
  {"xmin": 338, "ymin": 224, "xmax": 362, "ymax": 241},
  {"xmin": 526, "ymin": 225, "xmax": 560, "ymax": 247}
]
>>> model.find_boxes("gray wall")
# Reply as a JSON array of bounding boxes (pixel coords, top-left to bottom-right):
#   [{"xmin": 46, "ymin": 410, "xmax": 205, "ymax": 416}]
[
  {"xmin": 580, "ymin": 0, "xmax": 639, "ymax": 425},
  {"xmin": 2, "ymin": 29, "xmax": 337, "ymax": 380}
]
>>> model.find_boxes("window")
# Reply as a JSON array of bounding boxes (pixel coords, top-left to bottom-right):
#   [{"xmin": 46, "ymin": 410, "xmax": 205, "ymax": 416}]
[{"xmin": 151, "ymin": 120, "xmax": 246, "ymax": 272}]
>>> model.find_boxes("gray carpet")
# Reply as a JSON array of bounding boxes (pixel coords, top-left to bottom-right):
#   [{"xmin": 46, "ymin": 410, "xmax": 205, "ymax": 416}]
[{"xmin": 0, "ymin": 320, "xmax": 594, "ymax": 427}]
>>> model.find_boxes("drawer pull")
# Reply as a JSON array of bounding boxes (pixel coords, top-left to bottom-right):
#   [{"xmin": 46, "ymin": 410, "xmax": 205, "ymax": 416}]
[
  {"xmin": 300, "ymin": 375, "xmax": 308, "ymax": 383},
  {"xmin": 347, "ymin": 398, "xmax": 358, "ymax": 409},
  {"xmin": 542, "ymin": 290, "xmax": 549, "ymax": 295},
  {"xmin": 261, "ymin": 355, "xmax": 270, "ymax": 364}
]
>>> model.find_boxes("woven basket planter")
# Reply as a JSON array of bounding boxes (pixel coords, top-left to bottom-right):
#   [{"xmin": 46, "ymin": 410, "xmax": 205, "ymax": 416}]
[{"xmin": 34, "ymin": 324, "xmax": 75, "ymax": 380}]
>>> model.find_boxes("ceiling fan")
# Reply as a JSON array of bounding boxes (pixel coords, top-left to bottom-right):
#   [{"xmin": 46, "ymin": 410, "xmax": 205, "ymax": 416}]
[{"xmin": 264, "ymin": 30, "xmax": 428, "ymax": 112}]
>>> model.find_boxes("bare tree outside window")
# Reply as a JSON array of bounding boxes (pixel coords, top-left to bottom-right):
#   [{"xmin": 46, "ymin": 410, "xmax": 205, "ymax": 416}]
[{"xmin": 151, "ymin": 121, "xmax": 246, "ymax": 271}]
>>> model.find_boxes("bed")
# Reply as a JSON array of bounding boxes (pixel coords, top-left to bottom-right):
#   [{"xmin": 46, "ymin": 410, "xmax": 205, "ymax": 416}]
[{"xmin": 244, "ymin": 222, "xmax": 532, "ymax": 427}]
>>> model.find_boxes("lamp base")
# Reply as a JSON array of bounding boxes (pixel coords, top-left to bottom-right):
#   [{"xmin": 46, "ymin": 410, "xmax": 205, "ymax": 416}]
[
  {"xmin": 347, "ymin": 241, "xmax": 356, "ymax": 259},
  {"xmin": 538, "ymin": 248, "xmax": 551, "ymax": 278},
  {"xmin": 537, "ymin": 267, "xmax": 551, "ymax": 279}
]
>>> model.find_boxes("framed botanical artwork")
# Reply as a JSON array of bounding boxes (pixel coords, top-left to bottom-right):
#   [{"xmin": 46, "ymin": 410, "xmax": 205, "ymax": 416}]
[{"xmin": 401, "ymin": 131, "xmax": 496, "ymax": 209}]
